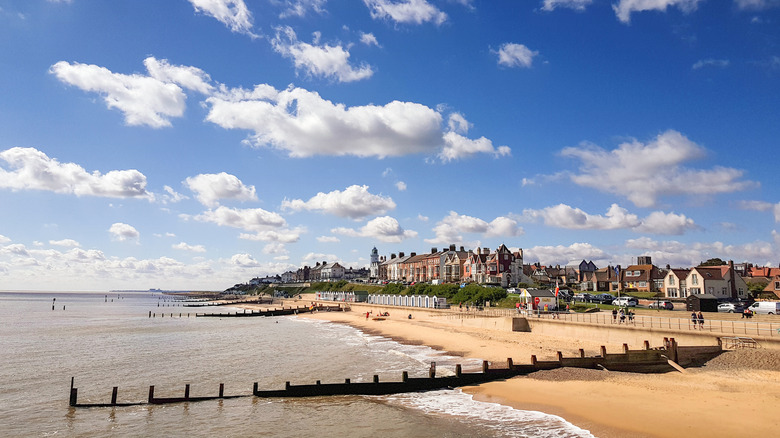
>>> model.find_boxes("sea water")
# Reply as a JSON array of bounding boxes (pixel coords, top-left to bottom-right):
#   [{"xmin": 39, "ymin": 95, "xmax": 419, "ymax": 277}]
[{"xmin": 0, "ymin": 292, "xmax": 594, "ymax": 437}]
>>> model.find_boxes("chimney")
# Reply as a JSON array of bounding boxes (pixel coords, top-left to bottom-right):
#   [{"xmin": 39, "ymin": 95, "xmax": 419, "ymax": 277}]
[
  {"xmin": 483, "ymin": 247, "xmax": 489, "ymax": 255},
  {"xmin": 450, "ymin": 244, "xmax": 456, "ymax": 251},
  {"xmin": 399, "ymin": 252, "xmax": 404, "ymax": 258},
  {"xmin": 410, "ymin": 252, "xmax": 416, "ymax": 257},
  {"xmin": 460, "ymin": 246, "xmax": 465, "ymax": 252},
  {"xmin": 476, "ymin": 248, "xmax": 481, "ymax": 255},
  {"xmin": 391, "ymin": 253, "xmax": 396, "ymax": 259},
  {"xmin": 315, "ymin": 262, "xmax": 320, "ymax": 267},
  {"xmin": 431, "ymin": 247, "xmax": 437, "ymax": 253}
]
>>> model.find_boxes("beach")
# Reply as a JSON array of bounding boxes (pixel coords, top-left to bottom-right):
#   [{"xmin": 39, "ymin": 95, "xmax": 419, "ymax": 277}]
[{"xmin": 295, "ymin": 301, "xmax": 780, "ymax": 438}]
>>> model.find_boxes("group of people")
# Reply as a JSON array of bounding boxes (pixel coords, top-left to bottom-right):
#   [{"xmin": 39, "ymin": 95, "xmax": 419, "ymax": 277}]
[
  {"xmin": 611, "ymin": 308, "xmax": 635, "ymax": 324},
  {"xmin": 742, "ymin": 308, "xmax": 754, "ymax": 319},
  {"xmin": 691, "ymin": 311, "xmax": 705, "ymax": 329}
]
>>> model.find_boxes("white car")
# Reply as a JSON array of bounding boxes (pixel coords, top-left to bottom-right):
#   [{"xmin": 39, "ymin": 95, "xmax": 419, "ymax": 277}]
[{"xmin": 612, "ymin": 296, "xmax": 638, "ymax": 307}]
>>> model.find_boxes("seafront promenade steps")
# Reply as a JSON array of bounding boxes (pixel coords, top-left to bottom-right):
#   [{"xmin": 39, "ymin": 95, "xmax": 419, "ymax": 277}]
[{"xmin": 315, "ymin": 300, "xmax": 780, "ymax": 350}]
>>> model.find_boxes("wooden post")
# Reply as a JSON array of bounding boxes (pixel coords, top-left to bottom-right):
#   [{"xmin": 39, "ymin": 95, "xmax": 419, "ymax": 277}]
[
  {"xmin": 69, "ymin": 377, "xmax": 78, "ymax": 406},
  {"xmin": 402, "ymin": 371, "xmax": 409, "ymax": 382},
  {"xmin": 111, "ymin": 387, "xmax": 118, "ymax": 405},
  {"xmin": 373, "ymin": 375, "xmax": 379, "ymax": 383},
  {"xmin": 148, "ymin": 386, "xmax": 155, "ymax": 403},
  {"xmin": 429, "ymin": 362, "xmax": 436, "ymax": 378},
  {"xmin": 531, "ymin": 355, "xmax": 537, "ymax": 366},
  {"xmin": 345, "ymin": 378, "xmax": 350, "ymax": 384},
  {"xmin": 482, "ymin": 360, "xmax": 489, "ymax": 373},
  {"xmin": 507, "ymin": 358, "xmax": 513, "ymax": 369},
  {"xmin": 455, "ymin": 364, "xmax": 462, "ymax": 377},
  {"xmin": 644, "ymin": 340, "xmax": 650, "ymax": 350},
  {"xmin": 185, "ymin": 384, "xmax": 190, "ymax": 399},
  {"xmin": 600, "ymin": 346, "xmax": 607, "ymax": 357},
  {"xmin": 579, "ymin": 348, "xmax": 585, "ymax": 358},
  {"xmin": 623, "ymin": 343, "xmax": 629, "ymax": 353},
  {"xmin": 284, "ymin": 381, "xmax": 290, "ymax": 390},
  {"xmin": 219, "ymin": 383, "xmax": 224, "ymax": 398}
]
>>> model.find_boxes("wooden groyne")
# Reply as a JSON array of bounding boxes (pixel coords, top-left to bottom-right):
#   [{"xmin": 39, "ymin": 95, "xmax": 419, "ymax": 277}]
[
  {"xmin": 69, "ymin": 338, "xmax": 720, "ymax": 408},
  {"xmin": 195, "ymin": 304, "xmax": 345, "ymax": 318},
  {"xmin": 182, "ymin": 297, "xmax": 274, "ymax": 307}
]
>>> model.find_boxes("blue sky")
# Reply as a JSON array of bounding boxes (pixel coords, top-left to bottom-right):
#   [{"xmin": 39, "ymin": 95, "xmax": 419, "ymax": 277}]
[{"xmin": 1, "ymin": 0, "xmax": 779, "ymax": 291}]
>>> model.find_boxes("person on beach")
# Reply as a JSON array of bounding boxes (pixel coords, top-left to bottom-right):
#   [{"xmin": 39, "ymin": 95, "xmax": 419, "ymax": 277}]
[
  {"xmin": 612, "ymin": 308, "xmax": 618, "ymax": 323},
  {"xmin": 691, "ymin": 311, "xmax": 698, "ymax": 329},
  {"xmin": 628, "ymin": 310, "xmax": 635, "ymax": 324},
  {"xmin": 619, "ymin": 309, "xmax": 625, "ymax": 324},
  {"xmin": 697, "ymin": 311, "xmax": 704, "ymax": 329}
]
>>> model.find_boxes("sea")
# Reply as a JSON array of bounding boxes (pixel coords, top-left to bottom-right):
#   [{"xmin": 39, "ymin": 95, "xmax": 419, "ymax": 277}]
[{"xmin": 0, "ymin": 291, "xmax": 594, "ymax": 437}]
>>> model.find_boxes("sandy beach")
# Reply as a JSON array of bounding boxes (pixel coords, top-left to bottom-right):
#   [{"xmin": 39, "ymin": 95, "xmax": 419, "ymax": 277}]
[{"xmin": 286, "ymin": 302, "xmax": 780, "ymax": 438}]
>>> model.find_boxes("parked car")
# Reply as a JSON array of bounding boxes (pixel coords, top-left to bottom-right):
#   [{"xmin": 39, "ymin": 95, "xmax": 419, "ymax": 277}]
[
  {"xmin": 648, "ymin": 300, "xmax": 674, "ymax": 310},
  {"xmin": 748, "ymin": 301, "xmax": 780, "ymax": 315},
  {"xmin": 717, "ymin": 302, "xmax": 745, "ymax": 313},
  {"xmin": 573, "ymin": 293, "xmax": 593, "ymax": 303},
  {"xmin": 612, "ymin": 296, "xmax": 639, "ymax": 307},
  {"xmin": 592, "ymin": 293, "xmax": 615, "ymax": 304}
]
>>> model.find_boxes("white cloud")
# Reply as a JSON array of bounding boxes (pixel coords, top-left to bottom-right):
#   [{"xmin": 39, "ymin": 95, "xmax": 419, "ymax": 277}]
[
  {"xmin": 109, "ymin": 223, "xmax": 140, "ymax": 242},
  {"xmin": 692, "ymin": 59, "xmax": 730, "ymax": 70},
  {"xmin": 194, "ymin": 206, "xmax": 287, "ymax": 231},
  {"xmin": 51, "ymin": 60, "xmax": 185, "ymax": 128},
  {"xmin": 49, "ymin": 239, "xmax": 80, "ymax": 248},
  {"xmin": 0, "ymin": 147, "xmax": 150, "ymax": 199},
  {"xmin": 173, "ymin": 242, "xmax": 207, "ymax": 252},
  {"xmin": 613, "ymin": 0, "xmax": 702, "ymax": 24},
  {"xmin": 184, "ymin": 172, "xmax": 257, "ymax": 207},
  {"xmin": 230, "ymin": 253, "xmax": 262, "ymax": 268},
  {"xmin": 626, "ymin": 236, "xmax": 777, "ymax": 268},
  {"xmin": 395, "ymin": 181, "xmax": 407, "ymax": 191},
  {"xmin": 496, "ymin": 43, "xmax": 538, "ymax": 68},
  {"xmin": 363, "ymin": 0, "xmax": 447, "ymax": 25},
  {"xmin": 417, "ymin": 214, "xmax": 429, "ymax": 222},
  {"xmin": 562, "ymin": 130, "xmax": 754, "ymax": 208},
  {"xmin": 525, "ymin": 242, "xmax": 609, "ymax": 266},
  {"xmin": 188, "ymin": 0, "xmax": 256, "ymax": 36},
  {"xmin": 317, "ymin": 235, "xmax": 340, "ymax": 243},
  {"xmin": 332, "ymin": 216, "xmax": 418, "ymax": 243},
  {"xmin": 735, "ymin": 0, "xmax": 780, "ymax": 10},
  {"xmin": 143, "ymin": 57, "xmax": 214, "ymax": 94},
  {"xmin": 0, "ymin": 235, "xmax": 10, "ymax": 244},
  {"xmin": 271, "ymin": 26, "xmax": 374, "ymax": 83},
  {"xmin": 426, "ymin": 211, "xmax": 523, "ymax": 245},
  {"xmin": 523, "ymin": 203, "xmax": 699, "ymax": 234},
  {"xmin": 302, "ymin": 252, "xmax": 341, "ymax": 262},
  {"xmin": 205, "ymin": 84, "xmax": 506, "ymax": 161},
  {"xmin": 262, "ymin": 243, "xmax": 288, "ymax": 254},
  {"xmin": 279, "ymin": 0, "xmax": 327, "ymax": 17},
  {"xmin": 541, "ymin": 0, "xmax": 593, "ymax": 11},
  {"xmin": 281, "ymin": 185, "xmax": 395, "ymax": 219},
  {"xmin": 360, "ymin": 32, "xmax": 380, "ymax": 47},
  {"xmin": 159, "ymin": 185, "xmax": 188, "ymax": 204},
  {"xmin": 238, "ymin": 229, "xmax": 303, "ymax": 243}
]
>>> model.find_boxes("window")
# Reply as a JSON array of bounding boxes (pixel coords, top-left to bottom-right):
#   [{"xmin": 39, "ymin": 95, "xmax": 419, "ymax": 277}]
[
  {"xmin": 638, "ymin": 281, "xmax": 647, "ymax": 287},
  {"xmin": 775, "ymin": 281, "xmax": 780, "ymax": 290},
  {"xmin": 692, "ymin": 274, "xmax": 698, "ymax": 285},
  {"xmin": 738, "ymin": 288, "xmax": 744, "ymax": 296},
  {"xmin": 667, "ymin": 288, "xmax": 678, "ymax": 298},
  {"xmin": 669, "ymin": 276, "xmax": 675, "ymax": 286}
]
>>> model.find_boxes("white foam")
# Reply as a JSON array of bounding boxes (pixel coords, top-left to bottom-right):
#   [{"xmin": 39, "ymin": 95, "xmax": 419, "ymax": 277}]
[{"xmin": 381, "ymin": 389, "xmax": 595, "ymax": 438}]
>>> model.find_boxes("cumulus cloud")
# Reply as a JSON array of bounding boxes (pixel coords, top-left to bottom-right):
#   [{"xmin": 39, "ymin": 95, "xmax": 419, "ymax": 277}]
[
  {"xmin": 205, "ymin": 84, "xmax": 507, "ymax": 161},
  {"xmin": 109, "ymin": 223, "xmax": 140, "ymax": 242},
  {"xmin": 692, "ymin": 59, "xmax": 730, "ymax": 70},
  {"xmin": 626, "ymin": 236, "xmax": 776, "ymax": 268},
  {"xmin": 184, "ymin": 172, "xmax": 257, "ymax": 207},
  {"xmin": 195, "ymin": 206, "xmax": 287, "ymax": 231},
  {"xmin": 238, "ymin": 228, "xmax": 303, "ymax": 243},
  {"xmin": 613, "ymin": 0, "xmax": 702, "ymax": 24},
  {"xmin": 541, "ymin": 0, "xmax": 593, "ymax": 11},
  {"xmin": 495, "ymin": 43, "xmax": 538, "ymax": 68},
  {"xmin": 271, "ymin": 26, "xmax": 373, "ymax": 83},
  {"xmin": 0, "ymin": 147, "xmax": 150, "ymax": 199},
  {"xmin": 0, "ymin": 235, "xmax": 10, "ymax": 244},
  {"xmin": 562, "ymin": 130, "xmax": 754, "ymax": 208},
  {"xmin": 159, "ymin": 186, "xmax": 188, "ymax": 204},
  {"xmin": 317, "ymin": 235, "xmax": 340, "ymax": 243},
  {"xmin": 173, "ymin": 242, "xmax": 207, "ymax": 252},
  {"xmin": 262, "ymin": 243, "xmax": 288, "ymax": 254},
  {"xmin": 426, "ymin": 211, "xmax": 523, "ymax": 245},
  {"xmin": 188, "ymin": 0, "xmax": 256, "ymax": 36},
  {"xmin": 525, "ymin": 242, "xmax": 609, "ymax": 266},
  {"xmin": 50, "ymin": 57, "xmax": 213, "ymax": 128},
  {"xmin": 363, "ymin": 0, "xmax": 447, "ymax": 25},
  {"xmin": 523, "ymin": 203, "xmax": 697, "ymax": 235},
  {"xmin": 360, "ymin": 32, "xmax": 380, "ymax": 47},
  {"xmin": 395, "ymin": 181, "xmax": 407, "ymax": 191},
  {"xmin": 49, "ymin": 239, "xmax": 80, "ymax": 248},
  {"xmin": 281, "ymin": 185, "xmax": 395, "ymax": 219},
  {"xmin": 332, "ymin": 216, "xmax": 418, "ymax": 243},
  {"xmin": 230, "ymin": 253, "xmax": 262, "ymax": 267}
]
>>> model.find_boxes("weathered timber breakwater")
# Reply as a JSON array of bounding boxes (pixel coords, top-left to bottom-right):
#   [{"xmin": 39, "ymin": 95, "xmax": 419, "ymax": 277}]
[
  {"xmin": 68, "ymin": 338, "xmax": 722, "ymax": 408},
  {"xmin": 195, "ymin": 304, "xmax": 346, "ymax": 317}
]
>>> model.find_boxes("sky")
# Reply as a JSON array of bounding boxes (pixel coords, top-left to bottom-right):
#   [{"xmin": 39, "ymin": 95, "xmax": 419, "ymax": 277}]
[{"xmin": 1, "ymin": 0, "xmax": 779, "ymax": 291}]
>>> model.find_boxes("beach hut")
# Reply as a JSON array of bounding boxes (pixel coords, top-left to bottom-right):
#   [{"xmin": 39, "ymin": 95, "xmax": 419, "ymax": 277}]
[
  {"xmin": 519, "ymin": 288, "xmax": 557, "ymax": 311},
  {"xmin": 686, "ymin": 293, "xmax": 718, "ymax": 312}
]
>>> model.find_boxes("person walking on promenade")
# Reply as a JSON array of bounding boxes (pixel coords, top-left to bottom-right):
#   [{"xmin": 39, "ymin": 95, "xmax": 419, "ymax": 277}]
[
  {"xmin": 691, "ymin": 311, "xmax": 698, "ymax": 329},
  {"xmin": 612, "ymin": 308, "xmax": 618, "ymax": 323},
  {"xmin": 619, "ymin": 308, "xmax": 626, "ymax": 324},
  {"xmin": 697, "ymin": 311, "xmax": 705, "ymax": 329}
]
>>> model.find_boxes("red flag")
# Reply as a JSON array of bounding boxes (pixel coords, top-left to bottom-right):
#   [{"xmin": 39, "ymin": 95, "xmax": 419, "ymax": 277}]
[{"xmin": 555, "ymin": 281, "xmax": 560, "ymax": 297}]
